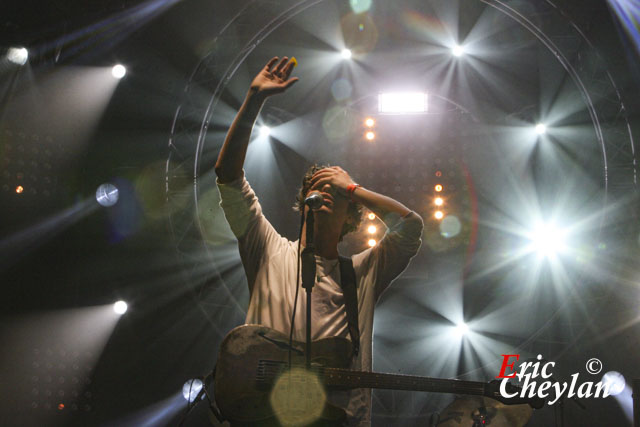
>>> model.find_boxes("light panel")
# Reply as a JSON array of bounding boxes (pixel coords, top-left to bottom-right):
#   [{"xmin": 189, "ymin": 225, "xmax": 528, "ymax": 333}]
[{"xmin": 378, "ymin": 92, "xmax": 427, "ymax": 114}]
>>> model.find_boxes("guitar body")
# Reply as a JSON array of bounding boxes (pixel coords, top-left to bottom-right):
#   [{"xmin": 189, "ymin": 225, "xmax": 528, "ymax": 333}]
[
  {"xmin": 214, "ymin": 324, "xmax": 353, "ymax": 426},
  {"xmin": 214, "ymin": 325, "xmax": 540, "ymax": 426}
]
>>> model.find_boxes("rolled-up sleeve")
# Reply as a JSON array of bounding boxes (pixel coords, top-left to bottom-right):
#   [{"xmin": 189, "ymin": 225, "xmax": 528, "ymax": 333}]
[{"xmin": 357, "ymin": 211, "xmax": 424, "ymax": 300}]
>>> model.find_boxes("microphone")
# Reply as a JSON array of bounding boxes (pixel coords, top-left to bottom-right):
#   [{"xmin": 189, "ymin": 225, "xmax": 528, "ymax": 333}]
[{"xmin": 304, "ymin": 191, "xmax": 324, "ymax": 210}]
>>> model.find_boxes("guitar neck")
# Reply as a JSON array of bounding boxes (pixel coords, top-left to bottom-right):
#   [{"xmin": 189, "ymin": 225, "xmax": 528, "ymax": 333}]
[{"xmin": 321, "ymin": 368, "xmax": 486, "ymax": 396}]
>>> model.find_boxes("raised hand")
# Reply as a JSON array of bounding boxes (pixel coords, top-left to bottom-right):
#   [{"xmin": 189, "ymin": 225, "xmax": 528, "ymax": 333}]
[
  {"xmin": 250, "ymin": 56, "xmax": 299, "ymax": 98},
  {"xmin": 215, "ymin": 56, "xmax": 299, "ymax": 183}
]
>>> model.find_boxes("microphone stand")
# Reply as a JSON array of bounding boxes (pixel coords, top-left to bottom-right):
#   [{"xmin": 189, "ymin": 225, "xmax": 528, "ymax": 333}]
[{"xmin": 301, "ymin": 208, "xmax": 316, "ymax": 369}]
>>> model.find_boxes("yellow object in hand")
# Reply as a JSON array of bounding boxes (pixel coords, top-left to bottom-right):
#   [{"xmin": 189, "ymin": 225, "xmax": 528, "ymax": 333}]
[{"xmin": 290, "ymin": 57, "xmax": 298, "ymax": 67}]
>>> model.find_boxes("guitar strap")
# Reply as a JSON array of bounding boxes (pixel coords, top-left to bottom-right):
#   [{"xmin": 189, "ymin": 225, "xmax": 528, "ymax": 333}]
[{"xmin": 338, "ymin": 256, "xmax": 360, "ymax": 357}]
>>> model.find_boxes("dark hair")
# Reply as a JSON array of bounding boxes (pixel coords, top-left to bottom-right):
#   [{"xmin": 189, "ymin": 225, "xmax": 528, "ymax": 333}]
[{"xmin": 294, "ymin": 164, "xmax": 363, "ymax": 240}]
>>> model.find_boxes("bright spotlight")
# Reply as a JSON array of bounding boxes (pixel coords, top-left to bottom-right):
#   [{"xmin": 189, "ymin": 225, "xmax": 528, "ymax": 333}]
[
  {"xmin": 434, "ymin": 184, "xmax": 443, "ymax": 192},
  {"xmin": 602, "ymin": 371, "xmax": 626, "ymax": 396},
  {"xmin": 260, "ymin": 125, "xmax": 271, "ymax": 137},
  {"xmin": 113, "ymin": 301, "xmax": 128, "ymax": 315},
  {"xmin": 434, "ymin": 211, "xmax": 444, "ymax": 220},
  {"xmin": 365, "ymin": 131, "xmax": 375, "ymax": 141},
  {"xmin": 378, "ymin": 92, "xmax": 427, "ymax": 114},
  {"xmin": 434, "ymin": 197, "xmax": 443, "ymax": 206},
  {"xmin": 182, "ymin": 378, "xmax": 203, "ymax": 402},
  {"xmin": 535, "ymin": 123, "xmax": 547, "ymax": 135},
  {"xmin": 367, "ymin": 225, "xmax": 377, "ymax": 234},
  {"xmin": 112, "ymin": 64, "xmax": 126, "ymax": 79},
  {"xmin": 341, "ymin": 49, "xmax": 352, "ymax": 59},
  {"xmin": 453, "ymin": 322, "xmax": 469, "ymax": 338},
  {"xmin": 451, "ymin": 45, "xmax": 465, "ymax": 57},
  {"xmin": 531, "ymin": 223, "xmax": 566, "ymax": 257},
  {"xmin": 96, "ymin": 183, "xmax": 119, "ymax": 207},
  {"xmin": 367, "ymin": 213, "xmax": 376, "ymax": 220},
  {"xmin": 364, "ymin": 117, "xmax": 375, "ymax": 127},
  {"xmin": 15, "ymin": 185, "xmax": 24, "ymax": 194},
  {"xmin": 7, "ymin": 47, "xmax": 28, "ymax": 65},
  {"xmin": 367, "ymin": 239, "xmax": 376, "ymax": 247}
]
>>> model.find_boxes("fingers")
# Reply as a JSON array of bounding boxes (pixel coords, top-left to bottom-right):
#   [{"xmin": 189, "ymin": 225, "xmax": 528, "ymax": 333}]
[
  {"xmin": 310, "ymin": 170, "xmax": 331, "ymax": 184},
  {"xmin": 310, "ymin": 170, "xmax": 339, "ymax": 191},
  {"xmin": 284, "ymin": 60, "xmax": 296, "ymax": 79},
  {"xmin": 275, "ymin": 57, "xmax": 289, "ymax": 73},
  {"xmin": 284, "ymin": 77, "xmax": 299, "ymax": 88},
  {"xmin": 311, "ymin": 169, "xmax": 334, "ymax": 181},
  {"xmin": 311, "ymin": 167, "xmax": 343, "ymax": 180},
  {"xmin": 265, "ymin": 57, "xmax": 279, "ymax": 71},
  {"xmin": 309, "ymin": 177, "xmax": 331, "ymax": 192}
]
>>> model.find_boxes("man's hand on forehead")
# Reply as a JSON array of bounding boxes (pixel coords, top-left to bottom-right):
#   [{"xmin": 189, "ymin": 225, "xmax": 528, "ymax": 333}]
[{"xmin": 309, "ymin": 166, "xmax": 355, "ymax": 196}]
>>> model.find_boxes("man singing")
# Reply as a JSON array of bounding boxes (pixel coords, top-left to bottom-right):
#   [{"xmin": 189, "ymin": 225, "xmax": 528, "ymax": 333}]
[{"xmin": 215, "ymin": 56, "xmax": 423, "ymax": 426}]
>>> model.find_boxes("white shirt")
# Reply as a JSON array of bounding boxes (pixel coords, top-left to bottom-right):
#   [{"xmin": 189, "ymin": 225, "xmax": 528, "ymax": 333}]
[{"xmin": 217, "ymin": 175, "xmax": 423, "ymax": 426}]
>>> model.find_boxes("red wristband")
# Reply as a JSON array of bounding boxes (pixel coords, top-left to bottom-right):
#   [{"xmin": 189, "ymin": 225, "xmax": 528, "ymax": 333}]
[{"xmin": 346, "ymin": 183, "xmax": 360, "ymax": 201}]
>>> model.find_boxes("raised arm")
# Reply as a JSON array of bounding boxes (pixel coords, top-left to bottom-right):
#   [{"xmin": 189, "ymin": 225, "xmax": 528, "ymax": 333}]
[{"xmin": 215, "ymin": 56, "xmax": 298, "ymax": 183}]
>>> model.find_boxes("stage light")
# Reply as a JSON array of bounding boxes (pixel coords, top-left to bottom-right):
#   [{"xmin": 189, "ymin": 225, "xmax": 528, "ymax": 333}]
[
  {"xmin": 15, "ymin": 185, "xmax": 24, "ymax": 194},
  {"xmin": 367, "ymin": 225, "xmax": 377, "ymax": 234},
  {"xmin": 364, "ymin": 117, "xmax": 375, "ymax": 127},
  {"xmin": 367, "ymin": 213, "xmax": 376, "ymax": 220},
  {"xmin": 367, "ymin": 239, "xmax": 376, "ymax": 247},
  {"xmin": 451, "ymin": 45, "xmax": 465, "ymax": 57},
  {"xmin": 602, "ymin": 371, "xmax": 626, "ymax": 396},
  {"xmin": 378, "ymin": 92, "xmax": 427, "ymax": 114},
  {"xmin": 182, "ymin": 378, "xmax": 203, "ymax": 402},
  {"xmin": 535, "ymin": 123, "xmax": 546, "ymax": 135},
  {"xmin": 435, "ymin": 184, "xmax": 443, "ymax": 192},
  {"xmin": 365, "ymin": 131, "xmax": 375, "ymax": 141},
  {"xmin": 111, "ymin": 64, "xmax": 126, "ymax": 79},
  {"xmin": 434, "ymin": 211, "xmax": 444, "ymax": 220},
  {"xmin": 530, "ymin": 222, "xmax": 566, "ymax": 257},
  {"xmin": 453, "ymin": 322, "xmax": 469, "ymax": 338},
  {"xmin": 259, "ymin": 125, "xmax": 271, "ymax": 137},
  {"xmin": 434, "ymin": 197, "xmax": 443, "ymax": 206},
  {"xmin": 113, "ymin": 301, "xmax": 128, "ymax": 315},
  {"xmin": 7, "ymin": 47, "xmax": 28, "ymax": 65},
  {"xmin": 341, "ymin": 49, "xmax": 352, "ymax": 59},
  {"xmin": 96, "ymin": 183, "xmax": 119, "ymax": 207}
]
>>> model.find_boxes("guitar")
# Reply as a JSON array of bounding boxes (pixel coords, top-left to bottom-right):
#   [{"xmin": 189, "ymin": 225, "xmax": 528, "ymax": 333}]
[{"xmin": 213, "ymin": 325, "xmax": 542, "ymax": 426}]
